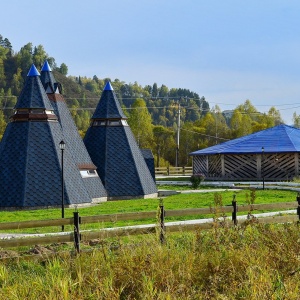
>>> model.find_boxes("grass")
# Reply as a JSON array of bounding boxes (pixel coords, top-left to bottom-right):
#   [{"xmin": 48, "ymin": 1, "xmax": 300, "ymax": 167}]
[
  {"xmin": 0, "ymin": 187, "xmax": 299, "ymax": 298},
  {"xmin": 1, "ymin": 224, "xmax": 300, "ymax": 299},
  {"xmin": 0, "ymin": 188, "xmax": 297, "ymax": 234},
  {"xmin": 156, "ymin": 176, "xmax": 191, "ymax": 181}
]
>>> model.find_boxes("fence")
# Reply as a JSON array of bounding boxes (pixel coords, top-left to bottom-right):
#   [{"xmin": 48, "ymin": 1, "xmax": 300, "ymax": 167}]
[
  {"xmin": 0, "ymin": 198, "xmax": 299, "ymax": 256},
  {"xmin": 155, "ymin": 166, "xmax": 193, "ymax": 176}
]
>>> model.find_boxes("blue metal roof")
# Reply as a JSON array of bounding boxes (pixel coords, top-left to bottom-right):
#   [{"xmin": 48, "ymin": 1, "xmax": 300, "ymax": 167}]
[
  {"xmin": 103, "ymin": 81, "xmax": 113, "ymax": 91},
  {"xmin": 41, "ymin": 60, "xmax": 52, "ymax": 72},
  {"xmin": 190, "ymin": 124, "xmax": 300, "ymax": 156},
  {"xmin": 27, "ymin": 64, "xmax": 40, "ymax": 76}
]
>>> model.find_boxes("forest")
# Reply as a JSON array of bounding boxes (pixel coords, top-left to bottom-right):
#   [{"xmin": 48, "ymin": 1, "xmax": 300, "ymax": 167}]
[{"xmin": 0, "ymin": 34, "xmax": 297, "ymax": 167}]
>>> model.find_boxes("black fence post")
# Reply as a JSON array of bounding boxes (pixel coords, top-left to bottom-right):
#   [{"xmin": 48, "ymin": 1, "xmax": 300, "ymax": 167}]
[
  {"xmin": 232, "ymin": 194, "xmax": 237, "ymax": 226},
  {"xmin": 297, "ymin": 193, "xmax": 300, "ymax": 222},
  {"xmin": 73, "ymin": 211, "xmax": 81, "ymax": 254},
  {"xmin": 160, "ymin": 205, "xmax": 165, "ymax": 244}
]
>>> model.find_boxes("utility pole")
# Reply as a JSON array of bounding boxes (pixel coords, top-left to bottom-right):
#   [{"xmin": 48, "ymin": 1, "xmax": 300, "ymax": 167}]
[{"xmin": 176, "ymin": 103, "xmax": 181, "ymax": 167}]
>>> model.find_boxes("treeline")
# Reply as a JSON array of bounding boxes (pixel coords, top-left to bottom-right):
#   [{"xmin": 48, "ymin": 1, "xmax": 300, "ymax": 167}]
[{"xmin": 0, "ymin": 35, "xmax": 291, "ymax": 167}]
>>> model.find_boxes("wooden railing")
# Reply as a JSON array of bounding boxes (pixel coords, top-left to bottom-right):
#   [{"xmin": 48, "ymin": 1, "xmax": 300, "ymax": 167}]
[
  {"xmin": 0, "ymin": 200, "xmax": 298, "ymax": 256},
  {"xmin": 155, "ymin": 166, "xmax": 193, "ymax": 176}
]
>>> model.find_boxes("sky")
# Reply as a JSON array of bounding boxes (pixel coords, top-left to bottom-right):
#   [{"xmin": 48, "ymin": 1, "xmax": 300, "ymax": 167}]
[{"xmin": 2, "ymin": 0, "xmax": 300, "ymax": 124}]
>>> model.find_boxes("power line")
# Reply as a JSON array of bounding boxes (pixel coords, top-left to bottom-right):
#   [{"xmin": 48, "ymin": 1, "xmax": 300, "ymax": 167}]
[{"xmin": 180, "ymin": 128, "xmax": 230, "ymax": 141}]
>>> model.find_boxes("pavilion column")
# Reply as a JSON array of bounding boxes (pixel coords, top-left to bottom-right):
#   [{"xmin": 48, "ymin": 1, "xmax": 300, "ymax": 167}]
[
  {"xmin": 257, "ymin": 154, "xmax": 262, "ymax": 178},
  {"xmin": 206, "ymin": 155, "xmax": 209, "ymax": 176},
  {"xmin": 295, "ymin": 153, "xmax": 299, "ymax": 176},
  {"xmin": 221, "ymin": 154, "xmax": 225, "ymax": 177}
]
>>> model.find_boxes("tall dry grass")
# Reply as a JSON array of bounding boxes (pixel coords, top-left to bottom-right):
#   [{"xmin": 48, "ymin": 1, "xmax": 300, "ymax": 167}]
[{"xmin": 1, "ymin": 223, "xmax": 300, "ymax": 299}]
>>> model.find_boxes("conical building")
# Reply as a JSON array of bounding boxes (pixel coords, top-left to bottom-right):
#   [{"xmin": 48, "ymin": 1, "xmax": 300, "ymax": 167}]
[
  {"xmin": 0, "ymin": 64, "xmax": 101, "ymax": 208},
  {"xmin": 84, "ymin": 82, "xmax": 157, "ymax": 200},
  {"xmin": 40, "ymin": 60, "xmax": 107, "ymax": 202}
]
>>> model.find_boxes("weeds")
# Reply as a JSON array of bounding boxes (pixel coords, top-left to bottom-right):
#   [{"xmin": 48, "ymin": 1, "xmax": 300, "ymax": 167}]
[{"xmin": 1, "ymin": 223, "xmax": 300, "ymax": 298}]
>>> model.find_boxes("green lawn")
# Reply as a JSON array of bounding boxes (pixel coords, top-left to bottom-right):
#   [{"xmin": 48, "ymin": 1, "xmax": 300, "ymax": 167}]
[{"xmin": 0, "ymin": 188, "xmax": 297, "ymax": 225}]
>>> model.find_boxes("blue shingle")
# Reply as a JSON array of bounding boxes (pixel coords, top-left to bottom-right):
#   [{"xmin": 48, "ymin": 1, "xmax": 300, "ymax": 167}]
[
  {"xmin": 0, "ymin": 65, "xmax": 106, "ymax": 208},
  {"xmin": 84, "ymin": 82, "xmax": 157, "ymax": 199},
  {"xmin": 16, "ymin": 64, "xmax": 53, "ymax": 110},
  {"xmin": 40, "ymin": 62, "xmax": 107, "ymax": 200}
]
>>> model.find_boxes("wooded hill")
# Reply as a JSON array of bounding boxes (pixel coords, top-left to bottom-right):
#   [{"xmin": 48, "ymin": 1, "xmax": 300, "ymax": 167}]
[{"xmin": 0, "ymin": 34, "xmax": 287, "ymax": 167}]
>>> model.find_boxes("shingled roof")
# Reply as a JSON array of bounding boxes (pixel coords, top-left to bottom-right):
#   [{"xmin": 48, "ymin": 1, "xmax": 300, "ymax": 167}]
[
  {"xmin": 0, "ymin": 64, "xmax": 100, "ymax": 208},
  {"xmin": 190, "ymin": 124, "xmax": 300, "ymax": 156},
  {"xmin": 84, "ymin": 82, "xmax": 157, "ymax": 199},
  {"xmin": 40, "ymin": 60, "xmax": 107, "ymax": 201},
  {"xmin": 17, "ymin": 64, "xmax": 54, "ymax": 110}
]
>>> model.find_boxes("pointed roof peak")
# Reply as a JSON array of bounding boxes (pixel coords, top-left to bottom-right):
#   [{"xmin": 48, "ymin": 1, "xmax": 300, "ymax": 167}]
[
  {"xmin": 41, "ymin": 60, "xmax": 52, "ymax": 72},
  {"xmin": 27, "ymin": 64, "xmax": 40, "ymax": 77},
  {"xmin": 16, "ymin": 65, "xmax": 53, "ymax": 110},
  {"xmin": 91, "ymin": 81, "xmax": 126, "ymax": 120},
  {"xmin": 104, "ymin": 81, "xmax": 113, "ymax": 91}
]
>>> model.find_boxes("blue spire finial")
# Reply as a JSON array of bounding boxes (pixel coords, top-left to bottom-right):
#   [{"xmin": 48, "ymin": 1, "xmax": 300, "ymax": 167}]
[
  {"xmin": 41, "ymin": 60, "xmax": 52, "ymax": 72},
  {"xmin": 104, "ymin": 81, "xmax": 113, "ymax": 91},
  {"xmin": 27, "ymin": 64, "xmax": 40, "ymax": 77}
]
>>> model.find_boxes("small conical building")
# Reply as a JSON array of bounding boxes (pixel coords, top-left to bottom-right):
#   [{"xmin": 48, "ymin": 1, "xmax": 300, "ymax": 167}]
[
  {"xmin": 84, "ymin": 82, "xmax": 158, "ymax": 199},
  {"xmin": 0, "ymin": 65, "xmax": 101, "ymax": 208},
  {"xmin": 40, "ymin": 60, "xmax": 107, "ymax": 202}
]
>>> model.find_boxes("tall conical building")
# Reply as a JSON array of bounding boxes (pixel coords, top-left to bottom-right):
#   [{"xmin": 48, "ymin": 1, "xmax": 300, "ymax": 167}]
[
  {"xmin": 40, "ymin": 60, "xmax": 107, "ymax": 202},
  {"xmin": 0, "ymin": 64, "xmax": 102, "ymax": 208},
  {"xmin": 84, "ymin": 82, "xmax": 157, "ymax": 200}
]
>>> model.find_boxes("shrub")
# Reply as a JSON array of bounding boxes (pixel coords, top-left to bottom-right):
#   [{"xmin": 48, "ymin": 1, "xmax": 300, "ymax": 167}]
[{"xmin": 190, "ymin": 173, "xmax": 205, "ymax": 189}]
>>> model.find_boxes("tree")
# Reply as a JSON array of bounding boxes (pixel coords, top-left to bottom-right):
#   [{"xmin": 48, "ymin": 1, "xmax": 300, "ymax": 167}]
[
  {"xmin": 0, "ymin": 35, "xmax": 12, "ymax": 56},
  {"xmin": 230, "ymin": 110, "xmax": 252, "ymax": 138},
  {"xmin": 0, "ymin": 45, "xmax": 9, "ymax": 89},
  {"xmin": 268, "ymin": 106, "xmax": 283, "ymax": 125},
  {"xmin": 0, "ymin": 110, "xmax": 6, "ymax": 140},
  {"xmin": 128, "ymin": 98, "xmax": 153, "ymax": 148},
  {"xmin": 293, "ymin": 112, "xmax": 300, "ymax": 128},
  {"xmin": 33, "ymin": 45, "xmax": 47, "ymax": 68},
  {"xmin": 153, "ymin": 125, "xmax": 175, "ymax": 167},
  {"xmin": 236, "ymin": 99, "xmax": 258, "ymax": 115},
  {"xmin": 11, "ymin": 68, "xmax": 23, "ymax": 95},
  {"xmin": 58, "ymin": 63, "xmax": 68, "ymax": 76},
  {"xmin": 152, "ymin": 83, "xmax": 158, "ymax": 98},
  {"xmin": 159, "ymin": 84, "xmax": 169, "ymax": 98},
  {"xmin": 16, "ymin": 43, "xmax": 33, "ymax": 78}
]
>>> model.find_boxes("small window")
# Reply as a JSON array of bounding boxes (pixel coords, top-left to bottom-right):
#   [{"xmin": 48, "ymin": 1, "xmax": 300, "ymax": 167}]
[
  {"xmin": 45, "ymin": 110, "xmax": 54, "ymax": 114},
  {"xmin": 109, "ymin": 120, "xmax": 121, "ymax": 126},
  {"xmin": 31, "ymin": 109, "xmax": 45, "ymax": 114},
  {"xmin": 80, "ymin": 170, "xmax": 98, "ymax": 178},
  {"xmin": 17, "ymin": 109, "xmax": 29, "ymax": 114},
  {"xmin": 93, "ymin": 120, "xmax": 106, "ymax": 126}
]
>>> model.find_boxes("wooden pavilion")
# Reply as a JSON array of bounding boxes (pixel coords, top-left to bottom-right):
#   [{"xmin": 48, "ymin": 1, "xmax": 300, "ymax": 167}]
[{"xmin": 189, "ymin": 125, "xmax": 300, "ymax": 181}]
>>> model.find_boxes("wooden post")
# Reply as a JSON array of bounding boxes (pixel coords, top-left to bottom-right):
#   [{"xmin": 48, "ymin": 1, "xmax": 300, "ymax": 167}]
[
  {"xmin": 73, "ymin": 211, "xmax": 81, "ymax": 253},
  {"xmin": 232, "ymin": 194, "xmax": 237, "ymax": 225},
  {"xmin": 159, "ymin": 205, "xmax": 165, "ymax": 244},
  {"xmin": 297, "ymin": 193, "xmax": 300, "ymax": 222}
]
